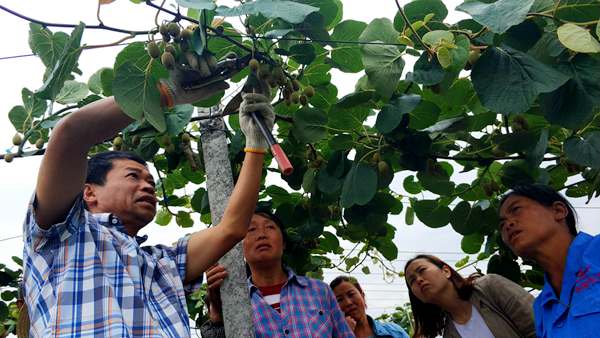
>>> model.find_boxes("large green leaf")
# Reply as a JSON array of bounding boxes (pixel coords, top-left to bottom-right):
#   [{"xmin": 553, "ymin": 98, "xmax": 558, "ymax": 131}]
[
  {"xmin": 292, "ymin": 107, "xmax": 328, "ymax": 143},
  {"xmin": 340, "ymin": 163, "xmax": 377, "ymax": 207},
  {"xmin": 412, "ymin": 199, "xmax": 451, "ymax": 228},
  {"xmin": 289, "ymin": 43, "xmax": 316, "ymax": 65},
  {"xmin": 456, "ymin": 0, "xmax": 535, "ymax": 34},
  {"xmin": 309, "ymin": 83, "xmax": 338, "ymax": 109},
  {"xmin": 395, "ymin": 0, "xmax": 448, "ymax": 31},
  {"xmin": 36, "ymin": 23, "xmax": 84, "ymax": 100},
  {"xmin": 411, "ymin": 52, "xmax": 445, "ymax": 86},
  {"xmin": 8, "ymin": 89, "xmax": 48, "ymax": 133},
  {"xmin": 330, "ymin": 20, "xmax": 367, "ymax": 73},
  {"xmin": 28, "ymin": 23, "xmax": 69, "ymax": 69},
  {"xmin": 541, "ymin": 54, "xmax": 600, "ymax": 129},
  {"xmin": 176, "ymin": 0, "xmax": 215, "ymax": 10},
  {"xmin": 564, "ymin": 132, "xmax": 600, "ymax": 169},
  {"xmin": 359, "ymin": 18, "xmax": 404, "ymax": 98},
  {"xmin": 360, "ymin": 44, "xmax": 404, "ymax": 99},
  {"xmin": 375, "ymin": 94, "xmax": 421, "ymax": 133},
  {"xmin": 216, "ymin": 0, "xmax": 318, "ymax": 24},
  {"xmin": 328, "ymin": 105, "xmax": 369, "ymax": 131},
  {"xmin": 166, "ymin": 104, "xmax": 194, "ymax": 136},
  {"xmin": 8, "ymin": 106, "xmax": 28, "ymax": 133},
  {"xmin": 88, "ymin": 67, "xmax": 109, "ymax": 94},
  {"xmin": 55, "ymin": 80, "xmax": 89, "ymax": 104},
  {"xmin": 557, "ymin": 23, "xmax": 600, "ymax": 53},
  {"xmin": 555, "ymin": 0, "xmax": 600, "ymax": 24},
  {"xmin": 296, "ymin": 0, "xmax": 343, "ymax": 29},
  {"xmin": 461, "ymin": 232, "xmax": 484, "ymax": 254},
  {"xmin": 113, "ymin": 42, "xmax": 168, "ymax": 132},
  {"xmin": 471, "ymin": 47, "xmax": 569, "ymax": 114}
]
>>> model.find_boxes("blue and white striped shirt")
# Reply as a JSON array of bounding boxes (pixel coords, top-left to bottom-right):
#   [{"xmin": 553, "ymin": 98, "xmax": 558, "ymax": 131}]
[{"xmin": 23, "ymin": 196, "xmax": 196, "ymax": 337}]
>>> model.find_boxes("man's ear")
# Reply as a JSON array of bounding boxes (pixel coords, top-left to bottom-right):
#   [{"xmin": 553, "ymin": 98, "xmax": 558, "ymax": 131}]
[
  {"xmin": 552, "ymin": 201, "xmax": 569, "ymax": 223},
  {"xmin": 83, "ymin": 184, "xmax": 97, "ymax": 208}
]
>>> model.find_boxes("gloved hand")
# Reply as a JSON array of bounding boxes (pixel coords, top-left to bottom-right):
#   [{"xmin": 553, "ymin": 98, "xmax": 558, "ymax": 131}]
[
  {"xmin": 239, "ymin": 92, "xmax": 275, "ymax": 151},
  {"xmin": 158, "ymin": 66, "xmax": 229, "ymax": 109}
]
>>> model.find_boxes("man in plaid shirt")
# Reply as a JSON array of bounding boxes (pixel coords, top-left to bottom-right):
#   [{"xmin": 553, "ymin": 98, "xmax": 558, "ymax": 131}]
[
  {"xmin": 203, "ymin": 209, "xmax": 355, "ymax": 337},
  {"xmin": 22, "ymin": 77, "xmax": 276, "ymax": 336}
]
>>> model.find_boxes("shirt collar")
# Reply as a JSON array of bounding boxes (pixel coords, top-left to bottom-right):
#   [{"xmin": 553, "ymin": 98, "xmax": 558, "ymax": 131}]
[
  {"xmin": 248, "ymin": 267, "xmax": 307, "ymax": 293},
  {"xmin": 92, "ymin": 213, "xmax": 148, "ymax": 245},
  {"xmin": 539, "ymin": 232, "xmax": 593, "ymax": 306}
]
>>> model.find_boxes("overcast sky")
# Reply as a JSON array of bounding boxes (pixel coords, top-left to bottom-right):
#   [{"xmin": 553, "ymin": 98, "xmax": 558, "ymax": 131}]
[{"xmin": 1, "ymin": 0, "xmax": 599, "ymax": 318}]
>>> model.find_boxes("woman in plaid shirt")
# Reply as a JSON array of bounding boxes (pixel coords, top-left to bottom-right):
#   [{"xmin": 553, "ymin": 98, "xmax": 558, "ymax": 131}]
[{"xmin": 203, "ymin": 210, "xmax": 355, "ymax": 337}]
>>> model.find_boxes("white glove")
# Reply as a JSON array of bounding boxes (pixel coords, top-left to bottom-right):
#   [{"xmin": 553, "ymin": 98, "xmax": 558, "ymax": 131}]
[
  {"xmin": 158, "ymin": 66, "xmax": 229, "ymax": 109},
  {"xmin": 239, "ymin": 93, "xmax": 275, "ymax": 150}
]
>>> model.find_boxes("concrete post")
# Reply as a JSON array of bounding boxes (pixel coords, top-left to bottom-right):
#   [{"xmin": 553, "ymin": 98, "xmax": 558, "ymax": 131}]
[{"xmin": 199, "ymin": 106, "xmax": 254, "ymax": 337}]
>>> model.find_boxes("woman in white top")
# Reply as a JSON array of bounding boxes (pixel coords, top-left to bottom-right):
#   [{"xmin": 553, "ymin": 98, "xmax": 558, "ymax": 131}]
[{"xmin": 404, "ymin": 255, "xmax": 536, "ymax": 338}]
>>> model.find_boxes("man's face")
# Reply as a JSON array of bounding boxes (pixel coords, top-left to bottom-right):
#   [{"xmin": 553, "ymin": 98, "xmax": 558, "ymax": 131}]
[
  {"xmin": 84, "ymin": 159, "xmax": 157, "ymax": 231},
  {"xmin": 243, "ymin": 214, "xmax": 285, "ymax": 267}
]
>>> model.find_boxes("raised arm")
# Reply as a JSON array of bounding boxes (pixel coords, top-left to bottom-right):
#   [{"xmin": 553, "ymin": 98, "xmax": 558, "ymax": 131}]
[
  {"xmin": 35, "ymin": 97, "xmax": 132, "ymax": 228},
  {"xmin": 184, "ymin": 93, "xmax": 274, "ymax": 282}
]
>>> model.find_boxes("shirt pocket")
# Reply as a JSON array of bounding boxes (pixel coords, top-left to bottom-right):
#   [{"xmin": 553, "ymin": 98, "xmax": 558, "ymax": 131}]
[
  {"xmin": 570, "ymin": 288, "xmax": 600, "ymax": 337},
  {"xmin": 307, "ymin": 307, "xmax": 332, "ymax": 337}
]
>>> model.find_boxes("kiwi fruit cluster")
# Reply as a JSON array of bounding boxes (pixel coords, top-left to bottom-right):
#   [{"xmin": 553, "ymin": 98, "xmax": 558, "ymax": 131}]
[
  {"xmin": 147, "ymin": 22, "xmax": 218, "ymax": 78},
  {"xmin": 248, "ymin": 58, "xmax": 314, "ymax": 106}
]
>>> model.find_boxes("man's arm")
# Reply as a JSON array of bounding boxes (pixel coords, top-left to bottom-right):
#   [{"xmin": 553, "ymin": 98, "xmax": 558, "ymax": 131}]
[
  {"xmin": 183, "ymin": 153, "xmax": 263, "ymax": 283},
  {"xmin": 35, "ymin": 97, "xmax": 132, "ymax": 228}
]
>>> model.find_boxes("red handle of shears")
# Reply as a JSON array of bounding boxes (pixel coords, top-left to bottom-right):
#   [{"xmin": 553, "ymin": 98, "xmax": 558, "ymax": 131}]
[{"xmin": 249, "ymin": 112, "xmax": 293, "ymax": 176}]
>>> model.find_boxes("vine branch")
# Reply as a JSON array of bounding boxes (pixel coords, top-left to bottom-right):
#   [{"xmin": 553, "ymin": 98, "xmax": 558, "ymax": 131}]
[{"xmin": 393, "ymin": 0, "xmax": 433, "ymax": 56}]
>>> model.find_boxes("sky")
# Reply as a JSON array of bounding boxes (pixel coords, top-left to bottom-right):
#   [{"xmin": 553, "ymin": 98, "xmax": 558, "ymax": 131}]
[{"xmin": 1, "ymin": 0, "xmax": 600, "ymax": 321}]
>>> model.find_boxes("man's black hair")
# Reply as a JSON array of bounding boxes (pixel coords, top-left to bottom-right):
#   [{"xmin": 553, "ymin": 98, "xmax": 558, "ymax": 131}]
[
  {"xmin": 86, "ymin": 151, "xmax": 147, "ymax": 185},
  {"xmin": 499, "ymin": 183, "xmax": 578, "ymax": 236}
]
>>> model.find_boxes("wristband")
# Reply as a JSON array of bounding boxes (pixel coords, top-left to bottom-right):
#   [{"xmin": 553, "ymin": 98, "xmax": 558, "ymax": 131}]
[{"xmin": 244, "ymin": 147, "xmax": 267, "ymax": 154}]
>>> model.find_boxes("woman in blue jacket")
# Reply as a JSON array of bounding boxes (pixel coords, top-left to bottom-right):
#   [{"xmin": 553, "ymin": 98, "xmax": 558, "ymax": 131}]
[
  {"xmin": 499, "ymin": 184, "xmax": 600, "ymax": 337},
  {"xmin": 331, "ymin": 276, "xmax": 410, "ymax": 338}
]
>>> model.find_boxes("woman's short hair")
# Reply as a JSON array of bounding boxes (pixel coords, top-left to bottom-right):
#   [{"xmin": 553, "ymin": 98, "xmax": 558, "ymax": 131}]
[
  {"xmin": 404, "ymin": 255, "xmax": 477, "ymax": 338},
  {"xmin": 499, "ymin": 184, "xmax": 578, "ymax": 236}
]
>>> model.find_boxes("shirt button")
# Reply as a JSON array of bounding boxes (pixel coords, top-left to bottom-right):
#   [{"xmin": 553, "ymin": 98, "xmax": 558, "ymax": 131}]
[
  {"xmin": 319, "ymin": 310, "xmax": 324, "ymax": 315},
  {"xmin": 284, "ymin": 329, "xmax": 290, "ymax": 334}
]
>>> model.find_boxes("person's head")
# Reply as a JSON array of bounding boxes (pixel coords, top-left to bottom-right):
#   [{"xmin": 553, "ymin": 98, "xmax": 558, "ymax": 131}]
[
  {"xmin": 243, "ymin": 209, "xmax": 287, "ymax": 270},
  {"xmin": 330, "ymin": 276, "xmax": 367, "ymax": 323},
  {"xmin": 499, "ymin": 184, "xmax": 577, "ymax": 258},
  {"xmin": 404, "ymin": 255, "xmax": 476, "ymax": 338},
  {"xmin": 83, "ymin": 151, "xmax": 156, "ymax": 233}
]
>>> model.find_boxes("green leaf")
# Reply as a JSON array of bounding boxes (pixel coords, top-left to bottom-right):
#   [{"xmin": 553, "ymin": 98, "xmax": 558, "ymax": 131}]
[
  {"xmin": 395, "ymin": 0, "xmax": 448, "ymax": 31},
  {"xmin": 8, "ymin": 106, "xmax": 27, "ymax": 133},
  {"xmin": 100, "ymin": 68, "xmax": 114, "ymax": 97},
  {"xmin": 411, "ymin": 52, "xmax": 445, "ymax": 86},
  {"xmin": 557, "ymin": 23, "xmax": 600, "ymax": 53},
  {"xmin": 361, "ymin": 44, "xmax": 404, "ymax": 99},
  {"xmin": 88, "ymin": 67, "xmax": 109, "ymax": 94},
  {"xmin": 28, "ymin": 23, "xmax": 69, "ymax": 69},
  {"xmin": 295, "ymin": 0, "xmax": 342, "ymax": 29},
  {"xmin": 303, "ymin": 62, "xmax": 332, "ymax": 86},
  {"xmin": 540, "ymin": 54, "xmax": 600, "ymax": 129},
  {"xmin": 0, "ymin": 301, "xmax": 8, "ymax": 321},
  {"xmin": 422, "ymin": 30, "xmax": 454, "ymax": 47},
  {"xmin": 328, "ymin": 134, "xmax": 354, "ymax": 151},
  {"xmin": 289, "ymin": 43, "xmax": 316, "ymax": 64},
  {"xmin": 360, "ymin": 18, "xmax": 400, "ymax": 45},
  {"xmin": 176, "ymin": 211, "xmax": 194, "ymax": 228},
  {"xmin": 413, "ymin": 199, "xmax": 451, "ymax": 228},
  {"xmin": 564, "ymin": 132, "xmax": 600, "ymax": 169},
  {"xmin": 340, "ymin": 163, "xmax": 378, "ymax": 208},
  {"xmin": 113, "ymin": 42, "xmax": 168, "ymax": 132},
  {"xmin": 337, "ymin": 90, "xmax": 376, "ymax": 108},
  {"xmin": 55, "ymin": 80, "xmax": 89, "ymax": 104},
  {"xmin": 375, "ymin": 94, "xmax": 421, "ymax": 133},
  {"xmin": 375, "ymin": 239, "xmax": 399, "ymax": 260},
  {"xmin": 317, "ymin": 169, "xmax": 343, "ymax": 194},
  {"xmin": 309, "ymin": 83, "xmax": 338, "ymax": 109},
  {"xmin": 487, "ymin": 254, "xmax": 521, "ymax": 282},
  {"xmin": 403, "ymin": 175, "xmax": 422, "ymax": 194},
  {"xmin": 461, "ymin": 232, "xmax": 484, "ymax": 254},
  {"xmin": 292, "ymin": 107, "xmax": 328, "ymax": 143},
  {"xmin": 408, "ymin": 101, "xmax": 441, "ymax": 130},
  {"xmin": 471, "ymin": 47, "xmax": 569, "ymax": 114},
  {"xmin": 456, "ymin": 0, "xmax": 535, "ymax": 34},
  {"xmin": 417, "ymin": 166, "xmax": 455, "ymax": 195},
  {"xmin": 555, "ymin": 0, "xmax": 600, "ymax": 24},
  {"xmin": 216, "ymin": 0, "xmax": 318, "ymax": 24},
  {"xmin": 155, "ymin": 208, "xmax": 173, "ymax": 226},
  {"xmin": 166, "ymin": 104, "xmax": 194, "ymax": 136},
  {"xmin": 362, "ymin": 266, "xmax": 371, "ymax": 274},
  {"xmin": 328, "ymin": 105, "xmax": 369, "ymax": 131},
  {"xmin": 437, "ymin": 47, "xmax": 452, "ymax": 69},
  {"xmin": 36, "ymin": 23, "xmax": 84, "ymax": 100},
  {"xmin": 176, "ymin": 0, "xmax": 215, "ymax": 10},
  {"xmin": 330, "ymin": 20, "xmax": 367, "ymax": 73}
]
